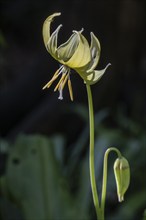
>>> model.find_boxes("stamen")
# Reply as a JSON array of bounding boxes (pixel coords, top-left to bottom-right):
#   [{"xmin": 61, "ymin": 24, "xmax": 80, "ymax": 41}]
[
  {"xmin": 42, "ymin": 69, "xmax": 59, "ymax": 90},
  {"xmin": 54, "ymin": 72, "xmax": 66, "ymax": 91},
  {"xmin": 61, "ymin": 73, "xmax": 69, "ymax": 90},
  {"xmin": 42, "ymin": 65, "xmax": 64, "ymax": 90},
  {"xmin": 43, "ymin": 64, "xmax": 74, "ymax": 101},
  {"xmin": 68, "ymin": 78, "xmax": 73, "ymax": 101},
  {"xmin": 58, "ymin": 65, "xmax": 64, "ymax": 75},
  {"xmin": 57, "ymin": 67, "xmax": 71, "ymax": 101}
]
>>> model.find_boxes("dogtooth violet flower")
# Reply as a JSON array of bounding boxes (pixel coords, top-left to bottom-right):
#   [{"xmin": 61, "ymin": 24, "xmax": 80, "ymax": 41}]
[
  {"xmin": 42, "ymin": 12, "xmax": 111, "ymax": 101},
  {"xmin": 114, "ymin": 157, "xmax": 130, "ymax": 202}
]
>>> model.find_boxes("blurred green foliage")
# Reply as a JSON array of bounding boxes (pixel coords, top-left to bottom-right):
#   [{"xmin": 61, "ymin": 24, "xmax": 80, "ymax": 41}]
[{"xmin": 0, "ymin": 106, "xmax": 146, "ymax": 220}]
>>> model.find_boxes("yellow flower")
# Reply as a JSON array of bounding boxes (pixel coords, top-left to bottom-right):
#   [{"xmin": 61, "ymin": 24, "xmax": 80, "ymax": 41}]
[{"xmin": 42, "ymin": 12, "xmax": 111, "ymax": 101}]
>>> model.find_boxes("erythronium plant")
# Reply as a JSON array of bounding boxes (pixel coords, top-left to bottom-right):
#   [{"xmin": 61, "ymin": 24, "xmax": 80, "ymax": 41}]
[{"xmin": 42, "ymin": 12, "xmax": 130, "ymax": 220}]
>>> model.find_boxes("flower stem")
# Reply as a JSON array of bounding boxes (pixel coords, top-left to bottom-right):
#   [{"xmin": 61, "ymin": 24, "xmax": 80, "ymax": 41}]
[
  {"xmin": 86, "ymin": 84, "xmax": 102, "ymax": 220},
  {"xmin": 86, "ymin": 83, "xmax": 123, "ymax": 220},
  {"xmin": 101, "ymin": 147, "xmax": 122, "ymax": 218}
]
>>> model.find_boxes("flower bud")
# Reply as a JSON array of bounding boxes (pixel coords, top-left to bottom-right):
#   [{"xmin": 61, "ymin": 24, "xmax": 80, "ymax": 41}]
[{"xmin": 113, "ymin": 157, "xmax": 130, "ymax": 202}]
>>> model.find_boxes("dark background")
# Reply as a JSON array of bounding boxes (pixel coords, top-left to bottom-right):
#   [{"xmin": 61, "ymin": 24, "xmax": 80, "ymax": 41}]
[
  {"xmin": 0, "ymin": 0, "xmax": 146, "ymax": 220},
  {"xmin": 0, "ymin": 0, "xmax": 146, "ymax": 139}
]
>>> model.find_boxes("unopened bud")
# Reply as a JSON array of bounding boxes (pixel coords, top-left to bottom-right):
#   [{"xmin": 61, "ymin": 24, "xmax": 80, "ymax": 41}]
[{"xmin": 114, "ymin": 157, "xmax": 130, "ymax": 202}]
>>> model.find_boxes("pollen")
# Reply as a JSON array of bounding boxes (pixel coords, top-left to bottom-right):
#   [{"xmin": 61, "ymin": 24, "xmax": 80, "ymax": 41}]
[
  {"xmin": 54, "ymin": 73, "xmax": 66, "ymax": 91},
  {"xmin": 43, "ymin": 65, "xmax": 73, "ymax": 101},
  {"xmin": 42, "ymin": 69, "xmax": 59, "ymax": 90},
  {"xmin": 68, "ymin": 78, "xmax": 73, "ymax": 101}
]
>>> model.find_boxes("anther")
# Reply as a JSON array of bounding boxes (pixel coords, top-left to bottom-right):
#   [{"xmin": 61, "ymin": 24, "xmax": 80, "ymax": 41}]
[
  {"xmin": 68, "ymin": 78, "xmax": 73, "ymax": 101},
  {"xmin": 54, "ymin": 73, "xmax": 66, "ymax": 91},
  {"xmin": 42, "ymin": 69, "xmax": 59, "ymax": 90},
  {"xmin": 61, "ymin": 73, "xmax": 69, "ymax": 90}
]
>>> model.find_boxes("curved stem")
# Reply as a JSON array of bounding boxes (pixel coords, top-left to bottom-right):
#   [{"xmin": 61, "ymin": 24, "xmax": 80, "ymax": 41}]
[
  {"xmin": 101, "ymin": 147, "xmax": 122, "ymax": 217},
  {"xmin": 86, "ymin": 84, "xmax": 102, "ymax": 220}
]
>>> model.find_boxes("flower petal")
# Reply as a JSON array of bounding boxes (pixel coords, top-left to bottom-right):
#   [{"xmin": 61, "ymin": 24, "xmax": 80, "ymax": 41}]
[
  {"xmin": 78, "ymin": 63, "xmax": 111, "ymax": 85},
  {"xmin": 42, "ymin": 12, "xmax": 61, "ymax": 49},
  {"xmin": 74, "ymin": 33, "xmax": 100, "ymax": 73},
  {"xmin": 86, "ymin": 32, "xmax": 101, "ymax": 73},
  {"xmin": 47, "ymin": 24, "xmax": 62, "ymax": 59},
  {"xmin": 57, "ymin": 31, "xmax": 80, "ymax": 63},
  {"xmin": 65, "ymin": 32, "xmax": 91, "ymax": 68},
  {"xmin": 86, "ymin": 63, "xmax": 111, "ymax": 85}
]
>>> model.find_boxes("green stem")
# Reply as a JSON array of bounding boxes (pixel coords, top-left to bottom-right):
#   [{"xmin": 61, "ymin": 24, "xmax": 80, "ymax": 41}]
[
  {"xmin": 101, "ymin": 147, "xmax": 122, "ymax": 218},
  {"xmin": 86, "ymin": 83, "xmax": 123, "ymax": 220},
  {"xmin": 86, "ymin": 84, "xmax": 102, "ymax": 220}
]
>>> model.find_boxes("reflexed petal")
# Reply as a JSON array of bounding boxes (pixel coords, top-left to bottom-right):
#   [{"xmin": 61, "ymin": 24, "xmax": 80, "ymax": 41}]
[
  {"xmin": 42, "ymin": 12, "xmax": 61, "ymax": 49},
  {"xmin": 65, "ymin": 32, "xmax": 91, "ymax": 68},
  {"xmin": 86, "ymin": 63, "xmax": 111, "ymax": 85},
  {"xmin": 47, "ymin": 24, "xmax": 62, "ymax": 59},
  {"xmin": 57, "ymin": 32, "xmax": 79, "ymax": 63},
  {"xmin": 78, "ymin": 63, "xmax": 111, "ymax": 85},
  {"xmin": 86, "ymin": 32, "xmax": 101, "ymax": 73}
]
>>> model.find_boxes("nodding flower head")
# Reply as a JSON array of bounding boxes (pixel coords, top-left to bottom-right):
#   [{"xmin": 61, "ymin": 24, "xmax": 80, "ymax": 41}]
[
  {"xmin": 42, "ymin": 12, "xmax": 111, "ymax": 101},
  {"xmin": 114, "ymin": 157, "xmax": 130, "ymax": 202}
]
